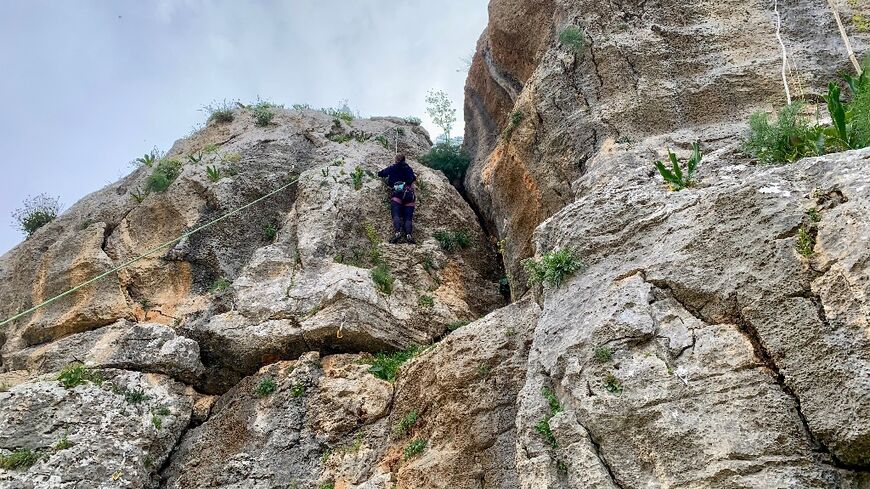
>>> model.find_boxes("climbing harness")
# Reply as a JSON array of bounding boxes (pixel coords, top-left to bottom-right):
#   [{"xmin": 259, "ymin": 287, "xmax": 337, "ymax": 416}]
[{"xmin": 0, "ymin": 176, "xmax": 302, "ymax": 329}]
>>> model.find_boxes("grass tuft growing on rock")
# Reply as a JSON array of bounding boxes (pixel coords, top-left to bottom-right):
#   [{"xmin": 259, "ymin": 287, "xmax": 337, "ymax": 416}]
[
  {"xmin": 524, "ymin": 249, "xmax": 583, "ymax": 288},
  {"xmin": 53, "ymin": 436, "xmax": 72, "ymax": 451},
  {"xmin": 351, "ymin": 166, "xmax": 365, "ymax": 190},
  {"xmin": 559, "ymin": 25, "xmax": 585, "ymax": 52},
  {"xmin": 371, "ymin": 264, "xmax": 394, "ymax": 295},
  {"xmin": 403, "ymin": 439, "xmax": 427, "ymax": 460},
  {"xmin": 255, "ymin": 377, "xmax": 277, "ymax": 397},
  {"xmin": 448, "ymin": 320, "xmax": 469, "ymax": 331},
  {"xmin": 502, "ymin": 110, "xmax": 524, "ymax": 141},
  {"xmin": 0, "ymin": 448, "xmax": 40, "ymax": 470},
  {"xmin": 536, "ymin": 387, "xmax": 562, "ymax": 448},
  {"xmin": 418, "ymin": 295, "xmax": 434, "ymax": 310},
  {"xmin": 744, "ymin": 103, "xmax": 821, "ymax": 165},
  {"xmin": 57, "ymin": 364, "xmax": 104, "ymax": 389},
  {"xmin": 366, "ymin": 346, "xmax": 420, "ymax": 382},
  {"xmin": 203, "ymin": 99, "xmax": 236, "ymax": 124},
  {"xmin": 209, "ymin": 277, "xmax": 231, "ymax": 294},
  {"xmin": 145, "ymin": 159, "xmax": 183, "ymax": 193},
  {"xmin": 594, "ymin": 346, "xmax": 613, "ymax": 363}
]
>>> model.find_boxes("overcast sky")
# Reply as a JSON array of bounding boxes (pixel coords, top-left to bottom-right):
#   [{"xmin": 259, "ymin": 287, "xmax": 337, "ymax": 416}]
[{"xmin": 0, "ymin": 0, "xmax": 487, "ymax": 255}]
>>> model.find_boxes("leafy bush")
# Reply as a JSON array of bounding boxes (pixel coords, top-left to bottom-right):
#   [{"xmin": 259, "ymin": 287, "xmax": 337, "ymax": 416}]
[
  {"xmin": 421, "ymin": 142, "xmax": 471, "ymax": 183},
  {"xmin": 366, "ymin": 346, "xmax": 420, "ymax": 381},
  {"xmin": 502, "ymin": 110, "xmax": 524, "ymax": 141},
  {"xmin": 559, "ymin": 26, "xmax": 585, "ymax": 52},
  {"xmin": 263, "ymin": 224, "xmax": 278, "ymax": 241},
  {"xmin": 745, "ymin": 103, "xmax": 821, "ymax": 164},
  {"xmin": 320, "ymin": 100, "xmax": 356, "ymax": 122},
  {"xmin": 12, "ymin": 194, "xmax": 61, "ymax": 237},
  {"xmin": 434, "ymin": 229, "xmax": 471, "ymax": 252},
  {"xmin": 209, "ymin": 277, "xmax": 231, "ymax": 293},
  {"xmin": 145, "ymin": 159, "xmax": 183, "ymax": 193},
  {"xmin": 121, "ymin": 387, "xmax": 150, "ymax": 405},
  {"xmin": 594, "ymin": 346, "xmax": 613, "ymax": 363},
  {"xmin": 405, "ymin": 116, "xmax": 422, "ymax": 125},
  {"xmin": 541, "ymin": 387, "xmax": 562, "ymax": 414},
  {"xmin": 796, "ymin": 227, "xmax": 815, "ymax": 257},
  {"xmin": 203, "ymin": 99, "xmax": 235, "ymax": 124},
  {"xmin": 375, "ymin": 135, "xmax": 391, "ymax": 149},
  {"xmin": 535, "ymin": 418, "xmax": 557, "ymax": 448},
  {"xmin": 524, "ymin": 249, "xmax": 583, "ymax": 288},
  {"xmin": 371, "ymin": 264, "xmax": 394, "ymax": 295},
  {"xmin": 403, "ymin": 439, "xmax": 427, "ymax": 460},
  {"xmin": 57, "ymin": 364, "xmax": 104, "ymax": 389},
  {"xmin": 604, "ymin": 373, "xmax": 623, "ymax": 394},
  {"xmin": 252, "ymin": 102, "xmax": 275, "ymax": 127},
  {"xmin": 151, "ymin": 414, "xmax": 163, "ymax": 430},
  {"xmin": 394, "ymin": 409, "xmax": 419, "ymax": 438},
  {"xmin": 136, "ymin": 151, "xmax": 158, "ymax": 168},
  {"xmin": 351, "ymin": 166, "xmax": 365, "ymax": 190},
  {"xmin": 0, "ymin": 448, "xmax": 40, "ymax": 470},
  {"xmin": 328, "ymin": 133, "xmax": 353, "ymax": 144},
  {"xmin": 419, "ymin": 295, "xmax": 434, "ymax": 309},
  {"xmin": 653, "ymin": 142, "xmax": 702, "ymax": 191},
  {"xmin": 255, "ymin": 377, "xmax": 277, "ymax": 397}
]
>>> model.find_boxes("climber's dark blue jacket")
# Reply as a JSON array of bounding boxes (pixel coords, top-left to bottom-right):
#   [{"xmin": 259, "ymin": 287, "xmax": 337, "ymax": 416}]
[{"xmin": 377, "ymin": 161, "xmax": 417, "ymax": 187}]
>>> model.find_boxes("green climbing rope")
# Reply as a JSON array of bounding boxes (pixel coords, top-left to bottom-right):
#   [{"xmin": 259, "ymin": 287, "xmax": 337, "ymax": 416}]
[{"xmin": 0, "ymin": 176, "xmax": 301, "ymax": 329}]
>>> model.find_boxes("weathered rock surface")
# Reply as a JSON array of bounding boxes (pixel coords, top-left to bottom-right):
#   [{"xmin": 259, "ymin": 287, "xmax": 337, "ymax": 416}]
[{"xmin": 0, "ymin": 369, "xmax": 193, "ymax": 489}]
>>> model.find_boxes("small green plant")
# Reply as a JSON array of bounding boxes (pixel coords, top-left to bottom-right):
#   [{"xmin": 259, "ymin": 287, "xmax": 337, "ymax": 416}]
[
  {"xmin": 222, "ymin": 152, "xmax": 242, "ymax": 164},
  {"xmin": 403, "ymin": 439, "xmax": 427, "ymax": 460},
  {"xmin": 405, "ymin": 116, "xmax": 422, "ymax": 125},
  {"xmin": 136, "ymin": 152, "xmax": 157, "ymax": 167},
  {"xmin": 434, "ymin": 230, "xmax": 471, "ymax": 252},
  {"xmin": 145, "ymin": 159, "xmax": 183, "ymax": 193},
  {"xmin": 594, "ymin": 346, "xmax": 613, "ymax": 363},
  {"xmin": 251, "ymin": 100, "xmax": 276, "ymax": 126},
  {"xmin": 328, "ymin": 133, "xmax": 353, "ymax": 144},
  {"xmin": 206, "ymin": 165, "xmax": 222, "ymax": 182},
  {"xmin": 744, "ymin": 103, "xmax": 822, "ymax": 164},
  {"xmin": 536, "ymin": 418, "xmax": 557, "ymax": 448},
  {"xmin": 559, "ymin": 25, "xmax": 585, "ymax": 52},
  {"xmin": 203, "ymin": 99, "xmax": 236, "ymax": 124},
  {"xmin": 502, "ymin": 110, "xmax": 523, "ymax": 141},
  {"xmin": 806, "ymin": 208, "xmax": 821, "ymax": 223},
  {"xmin": 255, "ymin": 377, "xmax": 277, "ymax": 397},
  {"xmin": 603, "ymin": 373, "xmax": 623, "ymax": 395},
  {"xmin": 57, "ymin": 364, "xmax": 103, "ymax": 389},
  {"xmin": 394, "ymin": 410, "xmax": 419, "ymax": 438},
  {"xmin": 292, "ymin": 103, "xmax": 311, "ymax": 111},
  {"xmin": 12, "ymin": 194, "xmax": 61, "ymax": 237},
  {"xmin": 290, "ymin": 383, "xmax": 305, "ymax": 398},
  {"xmin": 122, "ymin": 387, "xmax": 150, "ymax": 405},
  {"xmin": 541, "ymin": 387, "xmax": 562, "ymax": 414},
  {"xmin": 53, "ymin": 436, "xmax": 72, "ymax": 451},
  {"xmin": 263, "ymin": 224, "xmax": 278, "ymax": 241},
  {"xmin": 375, "ymin": 135, "xmax": 391, "ymax": 149},
  {"xmin": 187, "ymin": 152, "xmax": 203, "ymax": 164},
  {"xmin": 557, "ymin": 459, "xmax": 569, "ymax": 474},
  {"xmin": 0, "ymin": 448, "xmax": 40, "ymax": 470},
  {"xmin": 419, "ymin": 295, "xmax": 434, "ymax": 310},
  {"xmin": 371, "ymin": 264, "xmax": 394, "ymax": 295},
  {"xmin": 154, "ymin": 406, "xmax": 171, "ymax": 416},
  {"xmin": 319, "ymin": 481, "xmax": 336, "ymax": 489},
  {"xmin": 477, "ymin": 363, "xmax": 492, "ymax": 378},
  {"xmin": 796, "ymin": 227, "xmax": 815, "ymax": 257},
  {"xmin": 524, "ymin": 249, "xmax": 583, "ymax": 288},
  {"xmin": 366, "ymin": 346, "xmax": 420, "ymax": 381},
  {"xmin": 447, "ymin": 320, "xmax": 469, "ymax": 331},
  {"xmin": 209, "ymin": 277, "xmax": 231, "ymax": 293},
  {"xmin": 397, "ymin": 127, "xmax": 406, "ymax": 136},
  {"xmin": 653, "ymin": 142, "xmax": 701, "ymax": 191},
  {"xmin": 351, "ymin": 166, "xmax": 365, "ymax": 190},
  {"xmin": 421, "ymin": 142, "xmax": 471, "ymax": 184},
  {"xmin": 151, "ymin": 414, "xmax": 163, "ymax": 430},
  {"xmin": 320, "ymin": 101, "xmax": 356, "ymax": 122}
]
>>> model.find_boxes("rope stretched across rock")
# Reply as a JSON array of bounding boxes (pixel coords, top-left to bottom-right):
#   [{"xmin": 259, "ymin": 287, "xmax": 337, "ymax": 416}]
[{"xmin": 0, "ymin": 176, "xmax": 301, "ymax": 329}]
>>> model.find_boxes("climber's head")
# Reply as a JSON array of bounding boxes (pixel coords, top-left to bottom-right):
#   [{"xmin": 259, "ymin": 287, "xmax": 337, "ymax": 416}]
[{"xmin": 395, "ymin": 154, "xmax": 406, "ymax": 165}]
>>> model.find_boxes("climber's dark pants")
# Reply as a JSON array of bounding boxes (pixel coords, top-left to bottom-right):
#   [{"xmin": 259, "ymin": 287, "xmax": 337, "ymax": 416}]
[{"xmin": 390, "ymin": 202, "xmax": 415, "ymax": 235}]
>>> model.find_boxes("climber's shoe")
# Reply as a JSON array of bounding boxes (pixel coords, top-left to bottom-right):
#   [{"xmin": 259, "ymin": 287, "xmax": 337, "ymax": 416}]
[
  {"xmin": 405, "ymin": 234, "xmax": 417, "ymax": 245},
  {"xmin": 389, "ymin": 232, "xmax": 404, "ymax": 244}
]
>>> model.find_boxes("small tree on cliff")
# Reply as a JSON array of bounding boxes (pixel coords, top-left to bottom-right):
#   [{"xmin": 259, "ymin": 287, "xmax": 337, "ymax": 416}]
[
  {"xmin": 422, "ymin": 90, "xmax": 470, "ymax": 188},
  {"xmin": 425, "ymin": 90, "xmax": 457, "ymax": 143}
]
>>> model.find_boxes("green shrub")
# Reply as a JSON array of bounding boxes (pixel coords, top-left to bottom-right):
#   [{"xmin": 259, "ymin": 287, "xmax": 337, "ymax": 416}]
[
  {"xmin": 122, "ymin": 387, "xmax": 150, "ymax": 405},
  {"xmin": 352, "ymin": 166, "xmax": 365, "ymax": 190},
  {"xmin": 594, "ymin": 346, "xmax": 613, "ymax": 363},
  {"xmin": 603, "ymin": 373, "xmax": 623, "ymax": 395},
  {"xmin": 251, "ymin": 100, "xmax": 277, "ymax": 127},
  {"xmin": 796, "ymin": 227, "xmax": 815, "ymax": 257},
  {"xmin": 319, "ymin": 482, "xmax": 335, "ymax": 489},
  {"xmin": 292, "ymin": 103, "xmax": 311, "ymax": 111},
  {"xmin": 145, "ymin": 159, "xmax": 183, "ymax": 193},
  {"xmin": 206, "ymin": 165, "xmax": 222, "ymax": 182},
  {"xmin": 130, "ymin": 187, "xmax": 146, "ymax": 203},
  {"xmin": 371, "ymin": 264, "xmax": 394, "ymax": 295},
  {"xmin": 187, "ymin": 152, "xmax": 203, "ymax": 164},
  {"xmin": 57, "ymin": 364, "xmax": 103, "ymax": 389},
  {"xmin": 448, "ymin": 320, "xmax": 469, "ymax": 331},
  {"xmin": 328, "ymin": 133, "xmax": 353, "ymax": 144},
  {"xmin": 394, "ymin": 409, "xmax": 419, "ymax": 438},
  {"xmin": 12, "ymin": 194, "xmax": 61, "ymax": 237},
  {"xmin": 541, "ymin": 387, "xmax": 562, "ymax": 414},
  {"xmin": 421, "ymin": 142, "xmax": 471, "ymax": 183},
  {"xmin": 744, "ymin": 103, "xmax": 822, "ymax": 164},
  {"xmin": 434, "ymin": 230, "xmax": 471, "ymax": 252},
  {"xmin": 53, "ymin": 436, "xmax": 72, "ymax": 451},
  {"xmin": 136, "ymin": 152, "xmax": 158, "ymax": 167},
  {"xmin": 405, "ymin": 116, "xmax": 422, "ymax": 125},
  {"xmin": 375, "ymin": 135, "xmax": 391, "ymax": 149},
  {"xmin": 263, "ymin": 224, "xmax": 278, "ymax": 241},
  {"xmin": 0, "ymin": 448, "xmax": 40, "ymax": 470},
  {"xmin": 154, "ymin": 406, "xmax": 171, "ymax": 416},
  {"xmin": 203, "ymin": 100, "xmax": 235, "ymax": 124},
  {"xmin": 653, "ymin": 142, "xmax": 702, "ymax": 191},
  {"xmin": 559, "ymin": 25, "xmax": 585, "ymax": 52},
  {"xmin": 255, "ymin": 377, "xmax": 277, "ymax": 397},
  {"xmin": 419, "ymin": 295, "xmax": 434, "ymax": 310},
  {"xmin": 524, "ymin": 249, "xmax": 583, "ymax": 288},
  {"xmin": 290, "ymin": 383, "xmax": 305, "ymax": 397},
  {"xmin": 535, "ymin": 417, "xmax": 557, "ymax": 448},
  {"xmin": 403, "ymin": 439, "xmax": 427, "ymax": 460},
  {"xmin": 366, "ymin": 346, "xmax": 420, "ymax": 381},
  {"xmin": 209, "ymin": 277, "xmax": 231, "ymax": 293},
  {"xmin": 502, "ymin": 110, "xmax": 523, "ymax": 141},
  {"xmin": 151, "ymin": 414, "xmax": 163, "ymax": 430}
]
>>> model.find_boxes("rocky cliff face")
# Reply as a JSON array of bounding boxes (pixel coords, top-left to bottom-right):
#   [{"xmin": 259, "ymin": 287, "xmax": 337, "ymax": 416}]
[{"xmin": 2, "ymin": 0, "xmax": 870, "ymax": 488}]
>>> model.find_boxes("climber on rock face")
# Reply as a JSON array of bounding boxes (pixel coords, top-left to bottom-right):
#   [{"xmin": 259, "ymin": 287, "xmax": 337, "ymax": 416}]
[{"xmin": 378, "ymin": 153, "xmax": 418, "ymax": 245}]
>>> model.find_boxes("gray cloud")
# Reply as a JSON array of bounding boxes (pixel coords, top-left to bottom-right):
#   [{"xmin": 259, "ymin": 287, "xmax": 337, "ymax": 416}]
[{"xmin": 0, "ymin": 0, "xmax": 486, "ymax": 254}]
